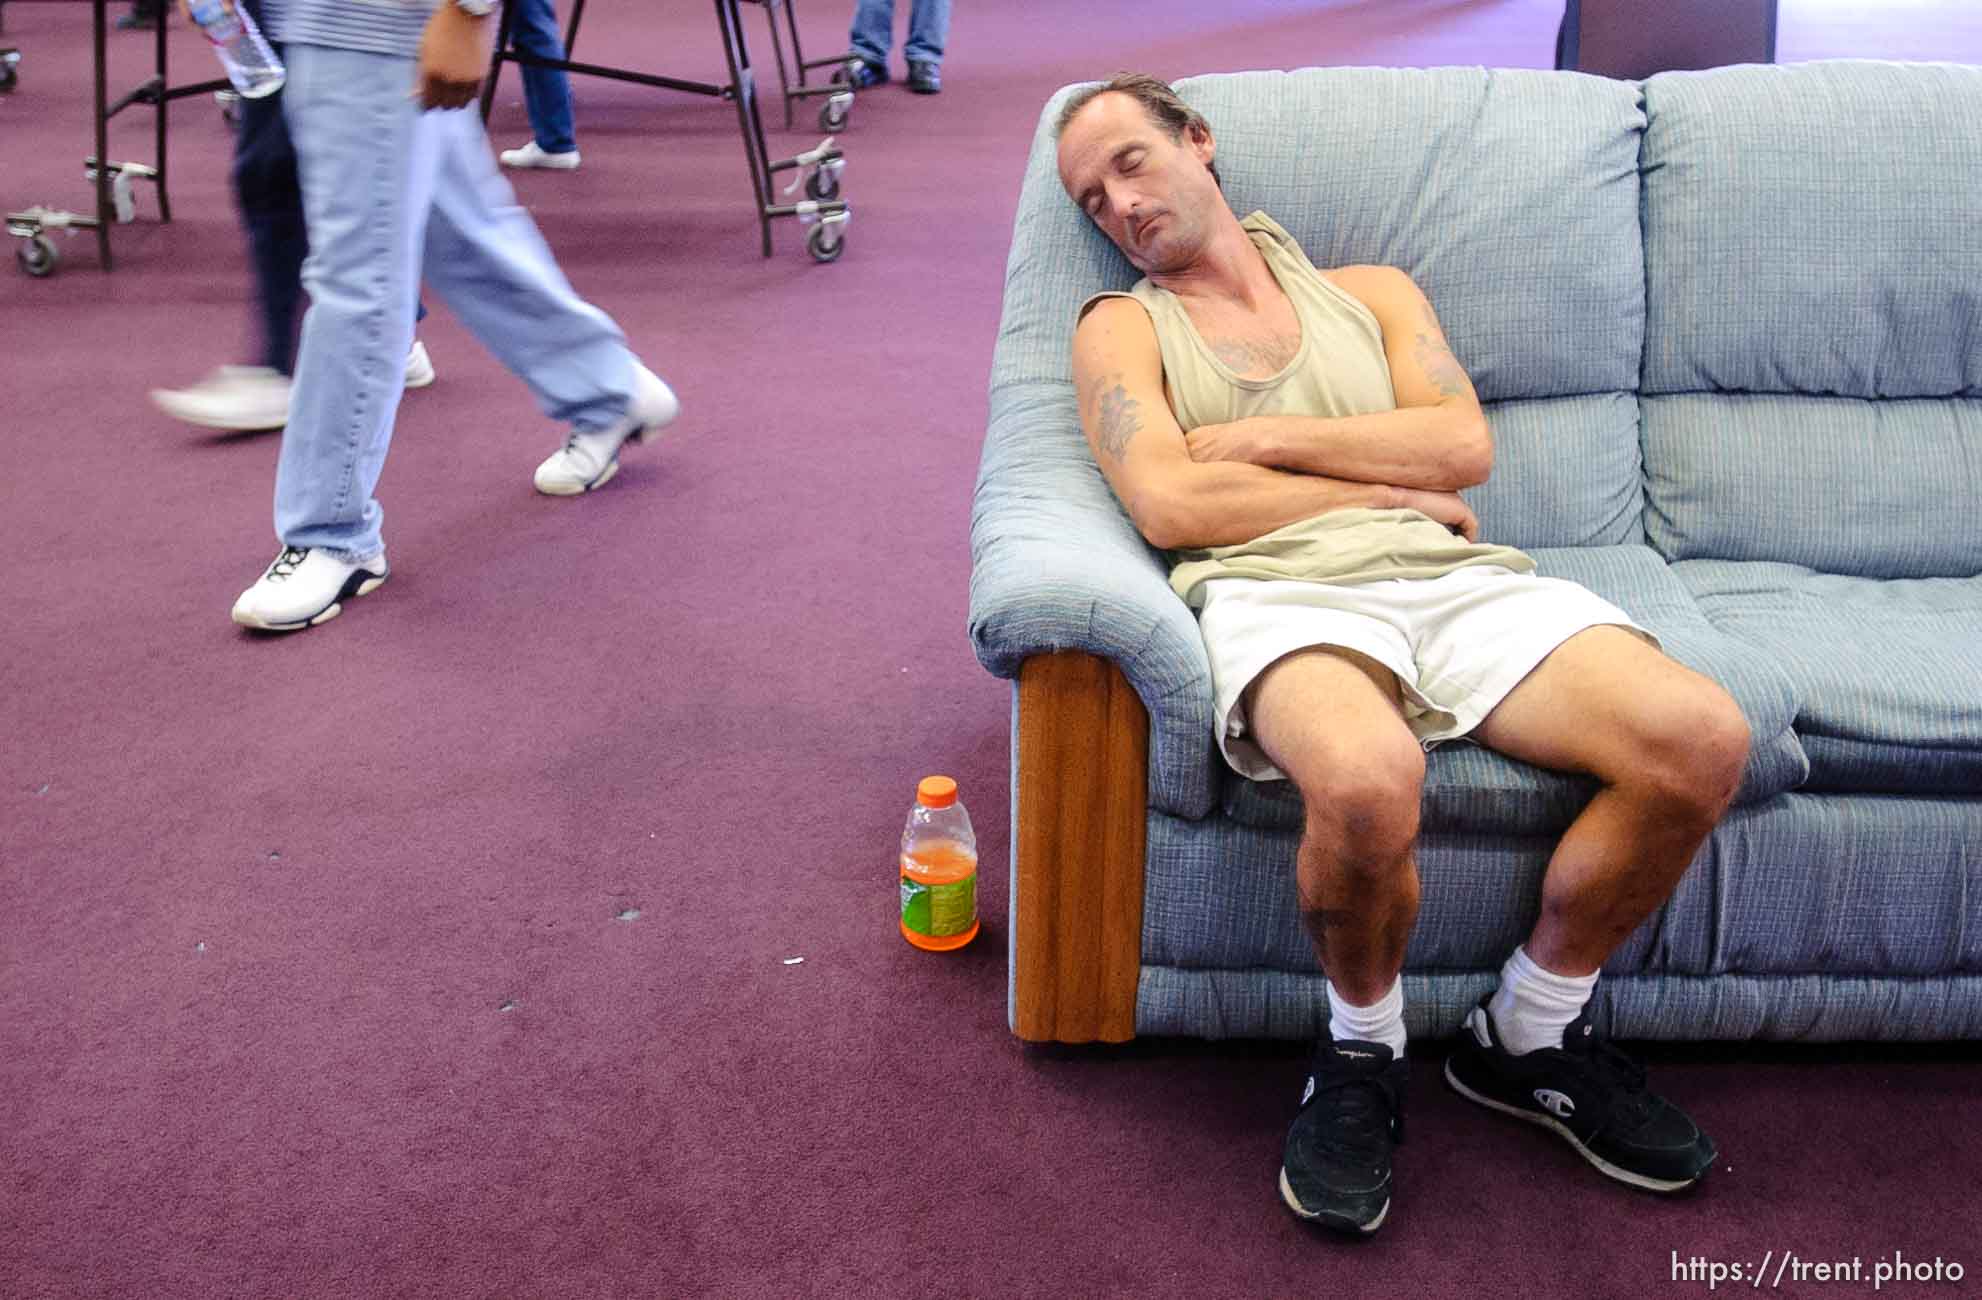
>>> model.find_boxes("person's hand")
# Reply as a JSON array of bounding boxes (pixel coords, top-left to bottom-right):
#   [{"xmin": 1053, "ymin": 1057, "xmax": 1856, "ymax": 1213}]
[
  {"xmin": 416, "ymin": 4, "xmax": 491, "ymax": 111},
  {"xmin": 1183, "ymin": 420, "xmax": 1267, "ymax": 465},
  {"xmin": 1394, "ymin": 487, "xmax": 1480, "ymax": 543}
]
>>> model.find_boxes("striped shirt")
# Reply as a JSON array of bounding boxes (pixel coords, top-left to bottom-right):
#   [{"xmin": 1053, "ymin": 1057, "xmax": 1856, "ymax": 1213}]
[{"xmin": 264, "ymin": 0, "xmax": 438, "ymax": 59}]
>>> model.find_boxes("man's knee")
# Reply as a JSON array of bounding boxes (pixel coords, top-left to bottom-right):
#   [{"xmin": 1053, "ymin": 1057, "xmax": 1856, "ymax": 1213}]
[
  {"xmin": 1289, "ymin": 734, "xmax": 1425, "ymax": 872},
  {"xmin": 1633, "ymin": 683, "xmax": 1751, "ymax": 820}
]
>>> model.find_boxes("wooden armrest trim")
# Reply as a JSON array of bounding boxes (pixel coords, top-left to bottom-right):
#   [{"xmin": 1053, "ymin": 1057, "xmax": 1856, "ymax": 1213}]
[{"xmin": 1012, "ymin": 652, "xmax": 1149, "ymax": 1044}]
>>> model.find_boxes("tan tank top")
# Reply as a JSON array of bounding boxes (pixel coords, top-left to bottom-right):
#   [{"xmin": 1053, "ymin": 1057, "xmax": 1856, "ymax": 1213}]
[{"xmin": 1082, "ymin": 211, "xmax": 1532, "ymax": 607}]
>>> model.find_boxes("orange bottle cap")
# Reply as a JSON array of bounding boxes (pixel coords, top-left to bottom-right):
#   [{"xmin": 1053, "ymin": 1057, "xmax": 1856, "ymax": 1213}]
[{"xmin": 917, "ymin": 775, "xmax": 958, "ymax": 808}]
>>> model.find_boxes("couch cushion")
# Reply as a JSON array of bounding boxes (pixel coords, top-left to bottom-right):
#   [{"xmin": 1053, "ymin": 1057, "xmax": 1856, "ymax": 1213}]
[
  {"xmin": 1174, "ymin": 67, "xmax": 1647, "ymax": 404},
  {"xmin": 1639, "ymin": 62, "xmax": 1982, "ymax": 578},
  {"xmin": 1225, "ymin": 742, "xmax": 1597, "ymax": 838},
  {"xmin": 1706, "ymin": 793, "xmax": 1982, "ymax": 977},
  {"xmin": 1674, "ymin": 560, "xmax": 1982, "ymax": 793},
  {"xmin": 1470, "ymin": 394, "xmax": 1645, "ymax": 551},
  {"xmin": 1174, "ymin": 67, "xmax": 1650, "ymax": 550},
  {"xmin": 1644, "ymin": 393, "xmax": 1982, "ymax": 577},
  {"xmin": 1146, "ymin": 793, "xmax": 1982, "ymax": 990},
  {"xmin": 1222, "ymin": 545, "xmax": 1808, "ymax": 835},
  {"xmin": 1641, "ymin": 61, "xmax": 1982, "ymax": 399}
]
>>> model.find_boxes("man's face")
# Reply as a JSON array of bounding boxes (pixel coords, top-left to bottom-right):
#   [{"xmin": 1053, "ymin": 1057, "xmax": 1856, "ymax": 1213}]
[{"xmin": 1057, "ymin": 92, "xmax": 1218, "ymax": 275}]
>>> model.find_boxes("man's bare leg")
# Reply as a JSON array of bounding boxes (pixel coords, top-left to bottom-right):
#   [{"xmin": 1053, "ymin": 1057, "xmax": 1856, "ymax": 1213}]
[
  {"xmin": 1247, "ymin": 645, "xmax": 1423, "ymax": 1234},
  {"xmin": 1446, "ymin": 624, "xmax": 1748, "ymax": 1193},
  {"xmin": 1248, "ymin": 645, "xmax": 1425, "ymax": 1010},
  {"xmin": 1471, "ymin": 626, "xmax": 1751, "ymax": 979}
]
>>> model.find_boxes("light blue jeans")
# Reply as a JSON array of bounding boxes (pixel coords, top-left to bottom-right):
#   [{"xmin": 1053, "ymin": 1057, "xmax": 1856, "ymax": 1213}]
[
  {"xmin": 512, "ymin": 0, "xmax": 577, "ymax": 154},
  {"xmin": 848, "ymin": 0, "xmax": 950, "ymax": 69},
  {"xmin": 275, "ymin": 43, "xmax": 633, "ymax": 561}
]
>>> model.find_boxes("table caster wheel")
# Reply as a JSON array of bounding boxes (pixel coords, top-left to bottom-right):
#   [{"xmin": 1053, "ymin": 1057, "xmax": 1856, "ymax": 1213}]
[
  {"xmin": 18, "ymin": 234, "xmax": 57, "ymax": 277},
  {"xmin": 805, "ymin": 170, "xmax": 840, "ymax": 202},
  {"xmin": 806, "ymin": 222, "xmax": 844, "ymax": 264}
]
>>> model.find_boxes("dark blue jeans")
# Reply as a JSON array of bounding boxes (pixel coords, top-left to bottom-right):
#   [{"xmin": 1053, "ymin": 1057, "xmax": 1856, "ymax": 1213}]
[
  {"xmin": 848, "ymin": 0, "xmax": 950, "ymax": 69},
  {"xmin": 511, "ymin": 0, "xmax": 577, "ymax": 154},
  {"xmin": 231, "ymin": 0, "xmax": 423, "ymax": 375}
]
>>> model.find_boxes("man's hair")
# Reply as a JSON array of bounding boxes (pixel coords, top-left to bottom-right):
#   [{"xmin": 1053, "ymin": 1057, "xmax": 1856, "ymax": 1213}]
[{"xmin": 1055, "ymin": 72, "xmax": 1221, "ymax": 187}]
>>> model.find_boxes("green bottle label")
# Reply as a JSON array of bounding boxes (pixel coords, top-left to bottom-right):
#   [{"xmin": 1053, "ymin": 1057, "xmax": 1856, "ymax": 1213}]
[{"xmin": 900, "ymin": 871, "xmax": 977, "ymax": 937}]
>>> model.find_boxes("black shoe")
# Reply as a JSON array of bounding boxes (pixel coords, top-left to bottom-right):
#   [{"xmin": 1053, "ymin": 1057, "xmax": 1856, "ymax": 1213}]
[
  {"xmin": 1278, "ymin": 1037, "xmax": 1407, "ymax": 1235},
  {"xmin": 1444, "ymin": 996, "xmax": 1717, "ymax": 1192},
  {"xmin": 844, "ymin": 58, "xmax": 887, "ymax": 90},
  {"xmin": 115, "ymin": 8, "xmax": 159, "ymax": 28},
  {"xmin": 907, "ymin": 59, "xmax": 941, "ymax": 94}
]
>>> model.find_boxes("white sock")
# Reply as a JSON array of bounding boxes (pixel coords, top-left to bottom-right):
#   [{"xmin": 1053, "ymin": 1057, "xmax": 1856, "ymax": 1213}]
[
  {"xmin": 1327, "ymin": 978, "xmax": 1407, "ymax": 1058},
  {"xmin": 1487, "ymin": 945, "xmax": 1598, "ymax": 1055}
]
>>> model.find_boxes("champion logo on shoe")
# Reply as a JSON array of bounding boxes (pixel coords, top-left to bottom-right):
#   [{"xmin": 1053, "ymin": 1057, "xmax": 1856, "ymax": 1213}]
[
  {"xmin": 1337, "ymin": 1049, "xmax": 1378, "ymax": 1061},
  {"xmin": 1300, "ymin": 1076, "xmax": 1316, "ymax": 1106},
  {"xmin": 1534, "ymin": 1088, "xmax": 1576, "ymax": 1119}
]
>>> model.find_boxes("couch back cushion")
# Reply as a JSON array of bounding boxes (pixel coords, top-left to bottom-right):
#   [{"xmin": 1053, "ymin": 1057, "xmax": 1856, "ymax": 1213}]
[
  {"xmin": 1640, "ymin": 61, "xmax": 1982, "ymax": 577},
  {"xmin": 992, "ymin": 67, "xmax": 1652, "ymax": 550}
]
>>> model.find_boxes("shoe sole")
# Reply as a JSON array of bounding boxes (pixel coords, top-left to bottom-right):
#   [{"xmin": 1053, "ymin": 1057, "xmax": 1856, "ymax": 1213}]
[
  {"xmin": 1277, "ymin": 1168, "xmax": 1388, "ymax": 1234},
  {"xmin": 1442, "ymin": 1059, "xmax": 1704, "ymax": 1193},
  {"xmin": 150, "ymin": 393, "xmax": 288, "ymax": 432},
  {"xmin": 537, "ymin": 458, "xmax": 620, "ymax": 496},
  {"xmin": 232, "ymin": 571, "xmax": 388, "ymax": 633}
]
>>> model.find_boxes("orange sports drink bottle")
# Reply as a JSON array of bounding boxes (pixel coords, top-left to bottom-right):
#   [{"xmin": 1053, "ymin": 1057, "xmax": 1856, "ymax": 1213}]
[{"xmin": 899, "ymin": 775, "xmax": 979, "ymax": 951}]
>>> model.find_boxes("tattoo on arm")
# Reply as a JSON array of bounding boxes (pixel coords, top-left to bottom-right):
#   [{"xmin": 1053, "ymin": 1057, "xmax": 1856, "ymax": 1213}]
[
  {"xmin": 1093, "ymin": 373, "xmax": 1144, "ymax": 461},
  {"xmin": 1411, "ymin": 314, "xmax": 1468, "ymax": 398}
]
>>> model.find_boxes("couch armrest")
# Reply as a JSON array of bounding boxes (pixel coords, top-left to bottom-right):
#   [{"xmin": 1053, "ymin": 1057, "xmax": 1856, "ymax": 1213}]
[
  {"xmin": 1012, "ymin": 653, "xmax": 1148, "ymax": 1043},
  {"xmin": 970, "ymin": 383, "xmax": 1218, "ymax": 819}
]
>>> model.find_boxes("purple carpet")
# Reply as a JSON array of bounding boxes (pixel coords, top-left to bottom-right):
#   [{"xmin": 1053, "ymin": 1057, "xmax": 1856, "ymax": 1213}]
[{"xmin": 3, "ymin": 2, "xmax": 1978, "ymax": 1296}]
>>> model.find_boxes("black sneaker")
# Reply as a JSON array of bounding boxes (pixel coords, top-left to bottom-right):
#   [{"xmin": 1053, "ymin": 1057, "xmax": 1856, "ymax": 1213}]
[
  {"xmin": 1444, "ymin": 996, "xmax": 1717, "ymax": 1192},
  {"xmin": 1278, "ymin": 1037, "xmax": 1407, "ymax": 1234},
  {"xmin": 907, "ymin": 59, "xmax": 941, "ymax": 94}
]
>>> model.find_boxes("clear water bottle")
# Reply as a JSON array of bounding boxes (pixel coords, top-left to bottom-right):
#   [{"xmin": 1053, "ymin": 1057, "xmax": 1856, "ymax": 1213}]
[
  {"xmin": 899, "ymin": 775, "xmax": 979, "ymax": 951},
  {"xmin": 188, "ymin": 0, "xmax": 285, "ymax": 99}
]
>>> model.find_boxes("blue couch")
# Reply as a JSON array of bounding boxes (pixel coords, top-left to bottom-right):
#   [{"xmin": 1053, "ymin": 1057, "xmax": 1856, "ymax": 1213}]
[{"xmin": 969, "ymin": 60, "xmax": 1982, "ymax": 1044}]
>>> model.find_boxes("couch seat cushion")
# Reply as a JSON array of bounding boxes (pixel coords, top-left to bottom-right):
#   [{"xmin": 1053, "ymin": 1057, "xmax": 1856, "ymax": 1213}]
[{"xmin": 1674, "ymin": 561, "xmax": 1982, "ymax": 793}]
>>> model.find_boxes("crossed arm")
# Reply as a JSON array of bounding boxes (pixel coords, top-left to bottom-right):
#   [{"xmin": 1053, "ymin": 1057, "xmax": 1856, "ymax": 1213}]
[{"xmin": 1073, "ymin": 266, "xmax": 1490, "ymax": 551}]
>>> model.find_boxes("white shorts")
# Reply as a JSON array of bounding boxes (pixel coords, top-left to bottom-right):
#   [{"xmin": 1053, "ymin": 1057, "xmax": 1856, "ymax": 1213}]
[{"xmin": 1196, "ymin": 566, "xmax": 1658, "ymax": 781}]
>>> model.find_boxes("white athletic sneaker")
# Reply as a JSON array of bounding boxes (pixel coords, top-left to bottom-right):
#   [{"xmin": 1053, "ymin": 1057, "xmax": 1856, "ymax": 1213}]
[
  {"xmin": 499, "ymin": 140, "xmax": 581, "ymax": 170},
  {"xmin": 404, "ymin": 339, "xmax": 436, "ymax": 389},
  {"xmin": 150, "ymin": 366, "xmax": 292, "ymax": 432},
  {"xmin": 532, "ymin": 363, "xmax": 680, "ymax": 496},
  {"xmin": 230, "ymin": 546, "xmax": 389, "ymax": 632},
  {"xmin": 154, "ymin": 345, "xmax": 432, "ymax": 431}
]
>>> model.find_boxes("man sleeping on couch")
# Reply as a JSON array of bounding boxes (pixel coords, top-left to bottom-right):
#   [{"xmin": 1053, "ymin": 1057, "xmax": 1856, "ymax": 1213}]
[{"xmin": 1056, "ymin": 72, "xmax": 1751, "ymax": 1235}]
